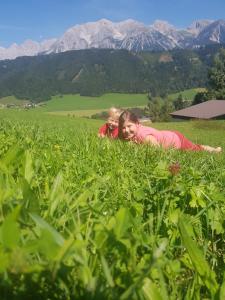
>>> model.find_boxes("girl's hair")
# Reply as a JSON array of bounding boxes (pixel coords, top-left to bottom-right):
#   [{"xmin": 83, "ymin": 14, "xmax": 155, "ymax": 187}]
[
  {"xmin": 108, "ymin": 107, "xmax": 122, "ymax": 120},
  {"xmin": 118, "ymin": 110, "xmax": 139, "ymax": 139}
]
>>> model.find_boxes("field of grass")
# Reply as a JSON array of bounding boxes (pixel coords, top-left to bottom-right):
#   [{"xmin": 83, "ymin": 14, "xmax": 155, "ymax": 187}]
[
  {"xmin": 47, "ymin": 109, "xmax": 107, "ymax": 117},
  {"xmin": 168, "ymin": 88, "xmax": 206, "ymax": 102},
  {"xmin": 0, "ymin": 110, "xmax": 224, "ymax": 300},
  {"xmin": 40, "ymin": 93, "xmax": 149, "ymax": 112},
  {"xmin": 0, "ymin": 95, "xmax": 30, "ymax": 105},
  {"xmin": 0, "ymin": 88, "xmax": 202, "ymax": 118},
  {"xmin": 42, "ymin": 88, "xmax": 203, "ymax": 118},
  {"xmin": 43, "ymin": 89, "xmax": 202, "ymax": 112},
  {"xmin": 169, "ymin": 88, "xmax": 205, "ymax": 102}
]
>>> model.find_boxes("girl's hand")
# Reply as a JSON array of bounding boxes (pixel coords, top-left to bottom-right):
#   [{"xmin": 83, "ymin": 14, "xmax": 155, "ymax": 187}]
[{"xmin": 144, "ymin": 135, "xmax": 160, "ymax": 147}]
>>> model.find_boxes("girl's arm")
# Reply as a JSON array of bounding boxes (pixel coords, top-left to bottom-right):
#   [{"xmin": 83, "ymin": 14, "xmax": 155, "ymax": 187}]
[
  {"xmin": 144, "ymin": 135, "xmax": 160, "ymax": 147},
  {"xmin": 98, "ymin": 132, "xmax": 105, "ymax": 137},
  {"xmin": 98, "ymin": 124, "xmax": 107, "ymax": 137}
]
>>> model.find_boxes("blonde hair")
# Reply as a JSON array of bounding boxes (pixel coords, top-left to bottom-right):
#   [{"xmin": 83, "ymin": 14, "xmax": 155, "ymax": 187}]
[{"xmin": 108, "ymin": 107, "xmax": 122, "ymax": 120}]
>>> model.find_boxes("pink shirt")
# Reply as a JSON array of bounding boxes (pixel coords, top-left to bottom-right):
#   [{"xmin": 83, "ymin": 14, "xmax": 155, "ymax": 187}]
[{"xmin": 135, "ymin": 125, "xmax": 182, "ymax": 149}]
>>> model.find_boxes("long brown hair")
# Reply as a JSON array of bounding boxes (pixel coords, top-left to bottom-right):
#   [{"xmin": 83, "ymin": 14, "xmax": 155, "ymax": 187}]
[{"xmin": 118, "ymin": 110, "xmax": 139, "ymax": 139}]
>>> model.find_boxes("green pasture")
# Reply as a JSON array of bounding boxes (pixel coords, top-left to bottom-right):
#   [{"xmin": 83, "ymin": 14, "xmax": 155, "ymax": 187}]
[
  {"xmin": 40, "ymin": 93, "xmax": 149, "ymax": 112},
  {"xmin": 0, "ymin": 88, "xmax": 202, "ymax": 118},
  {"xmin": 42, "ymin": 88, "xmax": 201, "ymax": 113},
  {"xmin": 47, "ymin": 109, "xmax": 106, "ymax": 117},
  {"xmin": 168, "ymin": 87, "xmax": 206, "ymax": 101},
  {"xmin": 0, "ymin": 110, "xmax": 224, "ymax": 299},
  {"xmin": 0, "ymin": 95, "xmax": 30, "ymax": 105}
]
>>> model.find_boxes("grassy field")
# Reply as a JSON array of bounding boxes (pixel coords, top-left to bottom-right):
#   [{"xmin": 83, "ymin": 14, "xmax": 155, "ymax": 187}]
[
  {"xmin": 42, "ymin": 89, "xmax": 203, "ymax": 113},
  {"xmin": 168, "ymin": 87, "xmax": 206, "ymax": 101},
  {"xmin": 0, "ymin": 110, "xmax": 224, "ymax": 300},
  {"xmin": 40, "ymin": 93, "xmax": 149, "ymax": 112},
  {"xmin": 0, "ymin": 95, "xmax": 30, "ymax": 106},
  {"xmin": 0, "ymin": 88, "xmax": 202, "ymax": 114},
  {"xmin": 47, "ymin": 109, "xmax": 108, "ymax": 117}
]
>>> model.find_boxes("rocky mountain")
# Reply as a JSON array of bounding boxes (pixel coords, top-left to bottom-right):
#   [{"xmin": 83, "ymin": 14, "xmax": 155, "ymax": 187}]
[
  {"xmin": 187, "ymin": 20, "xmax": 213, "ymax": 36},
  {"xmin": 0, "ymin": 18, "xmax": 225, "ymax": 60},
  {"xmin": 0, "ymin": 38, "xmax": 57, "ymax": 60},
  {"xmin": 195, "ymin": 19, "xmax": 225, "ymax": 45}
]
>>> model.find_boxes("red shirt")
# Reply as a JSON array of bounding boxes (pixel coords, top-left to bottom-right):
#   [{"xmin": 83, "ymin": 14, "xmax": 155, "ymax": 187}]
[{"xmin": 98, "ymin": 123, "xmax": 118, "ymax": 138}]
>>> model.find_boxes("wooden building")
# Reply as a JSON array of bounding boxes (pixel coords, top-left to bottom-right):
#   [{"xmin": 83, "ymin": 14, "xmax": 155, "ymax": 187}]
[{"xmin": 170, "ymin": 100, "xmax": 225, "ymax": 120}]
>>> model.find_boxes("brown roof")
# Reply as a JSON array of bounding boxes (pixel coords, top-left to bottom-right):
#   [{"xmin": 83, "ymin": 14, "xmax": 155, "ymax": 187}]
[{"xmin": 170, "ymin": 100, "xmax": 225, "ymax": 119}]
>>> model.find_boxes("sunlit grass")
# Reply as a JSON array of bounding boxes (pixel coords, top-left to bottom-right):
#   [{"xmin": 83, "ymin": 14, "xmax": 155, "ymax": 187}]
[{"xmin": 0, "ymin": 109, "xmax": 224, "ymax": 299}]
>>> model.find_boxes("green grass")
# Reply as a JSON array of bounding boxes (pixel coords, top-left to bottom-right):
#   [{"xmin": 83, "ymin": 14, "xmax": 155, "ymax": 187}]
[
  {"xmin": 41, "ymin": 88, "xmax": 203, "ymax": 116},
  {"xmin": 0, "ymin": 109, "xmax": 224, "ymax": 299},
  {"xmin": 47, "ymin": 108, "xmax": 109, "ymax": 117},
  {"xmin": 43, "ymin": 89, "xmax": 201, "ymax": 112},
  {"xmin": 168, "ymin": 87, "xmax": 206, "ymax": 101},
  {"xmin": 0, "ymin": 95, "xmax": 30, "ymax": 105},
  {"xmin": 0, "ymin": 88, "xmax": 203, "ymax": 118},
  {"xmin": 40, "ymin": 93, "xmax": 149, "ymax": 112}
]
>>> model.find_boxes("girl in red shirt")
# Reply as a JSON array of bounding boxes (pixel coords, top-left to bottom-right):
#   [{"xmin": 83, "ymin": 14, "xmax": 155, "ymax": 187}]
[{"xmin": 98, "ymin": 107, "xmax": 122, "ymax": 139}]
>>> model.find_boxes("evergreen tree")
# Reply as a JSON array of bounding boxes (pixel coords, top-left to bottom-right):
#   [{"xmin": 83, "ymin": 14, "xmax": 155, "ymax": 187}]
[
  {"xmin": 146, "ymin": 97, "xmax": 174, "ymax": 122},
  {"xmin": 147, "ymin": 91, "xmax": 153, "ymax": 101},
  {"xmin": 208, "ymin": 48, "xmax": 225, "ymax": 99},
  {"xmin": 161, "ymin": 99, "xmax": 174, "ymax": 121},
  {"xmin": 146, "ymin": 98, "xmax": 162, "ymax": 122},
  {"xmin": 174, "ymin": 94, "xmax": 185, "ymax": 110},
  {"xmin": 192, "ymin": 91, "xmax": 209, "ymax": 105}
]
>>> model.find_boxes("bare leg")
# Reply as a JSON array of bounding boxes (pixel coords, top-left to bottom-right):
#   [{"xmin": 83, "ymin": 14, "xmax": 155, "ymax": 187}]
[{"xmin": 201, "ymin": 145, "xmax": 222, "ymax": 153}]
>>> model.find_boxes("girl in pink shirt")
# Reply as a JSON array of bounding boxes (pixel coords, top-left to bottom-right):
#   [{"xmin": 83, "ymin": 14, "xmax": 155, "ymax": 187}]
[{"xmin": 118, "ymin": 110, "xmax": 222, "ymax": 152}]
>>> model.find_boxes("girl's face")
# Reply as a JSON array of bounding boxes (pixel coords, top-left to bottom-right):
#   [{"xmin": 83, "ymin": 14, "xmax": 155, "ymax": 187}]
[
  {"xmin": 122, "ymin": 120, "xmax": 138, "ymax": 140},
  {"xmin": 107, "ymin": 117, "xmax": 118, "ymax": 130}
]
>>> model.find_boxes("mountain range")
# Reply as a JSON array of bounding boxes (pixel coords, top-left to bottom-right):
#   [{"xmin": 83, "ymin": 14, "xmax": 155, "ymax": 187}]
[{"xmin": 1, "ymin": 18, "xmax": 225, "ymax": 60}]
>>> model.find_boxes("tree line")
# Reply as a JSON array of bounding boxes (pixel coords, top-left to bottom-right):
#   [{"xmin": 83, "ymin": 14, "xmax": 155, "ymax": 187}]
[{"xmin": 0, "ymin": 45, "xmax": 223, "ymax": 102}]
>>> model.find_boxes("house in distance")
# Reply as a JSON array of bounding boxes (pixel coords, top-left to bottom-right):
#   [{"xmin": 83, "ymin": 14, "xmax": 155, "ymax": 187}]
[{"xmin": 170, "ymin": 100, "xmax": 225, "ymax": 120}]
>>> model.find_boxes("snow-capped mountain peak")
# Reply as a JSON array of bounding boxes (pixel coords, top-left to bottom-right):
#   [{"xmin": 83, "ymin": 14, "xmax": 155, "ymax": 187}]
[
  {"xmin": 151, "ymin": 20, "xmax": 176, "ymax": 34},
  {"xmin": 1, "ymin": 18, "xmax": 225, "ymax": 60},
  {"xmin": 187, "ymin": 19, "xmax": 214, "ymax": 36}
]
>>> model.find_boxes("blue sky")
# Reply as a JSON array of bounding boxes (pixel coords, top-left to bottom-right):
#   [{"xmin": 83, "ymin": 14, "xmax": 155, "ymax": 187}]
[{"xmin": 0, "ymin": 0, "xmax": 225, "ymax": 47}]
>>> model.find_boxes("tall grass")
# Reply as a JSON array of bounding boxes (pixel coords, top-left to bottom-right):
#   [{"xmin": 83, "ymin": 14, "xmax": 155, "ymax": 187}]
[{"xmin": 0, "ymin": 110, "xmax": 224, "ymax": 299}]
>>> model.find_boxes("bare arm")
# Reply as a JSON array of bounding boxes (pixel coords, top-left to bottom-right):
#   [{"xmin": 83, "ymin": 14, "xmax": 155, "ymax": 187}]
[
  {"xmin": 98, "ymin": 133, "xmax": 105, "ymax": 138},
  {"xmin": 144, "ymin": 135, "xmax": 160, "ymax": 147}
]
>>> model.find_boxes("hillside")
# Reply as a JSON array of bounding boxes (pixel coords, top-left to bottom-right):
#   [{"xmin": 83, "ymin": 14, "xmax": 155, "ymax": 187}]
[{"xmin": 0, "ymin": 45, "xmax": 223, "ymax": 101}]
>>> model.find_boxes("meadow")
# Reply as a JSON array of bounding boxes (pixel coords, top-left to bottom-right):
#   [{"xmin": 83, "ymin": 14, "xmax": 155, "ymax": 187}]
[
  {"xmin": 167, "ymin": 88, "xmax": 206, "ymax": 102},
  {"xmin": 40, "ymin": 93, "xmax": 149, "ymax": 112},
  {"xmin": 0, "ymin": 109, "xmax": 224, "ymax": 300},
  {"xmin": 0, "ymin": 88, "xmax": 203, "ymax": 116},
  {"xmin": 41, "ymin": 88, "xmax": 204, "ymax": 115}
]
